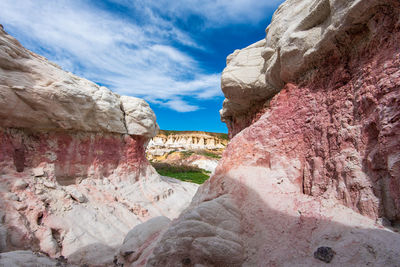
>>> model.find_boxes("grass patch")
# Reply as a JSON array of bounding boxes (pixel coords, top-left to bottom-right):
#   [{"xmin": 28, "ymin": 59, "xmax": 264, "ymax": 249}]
[
  {"xmin": 181, "ymin": 150, "xmax": 194, "ymax": 159},
  {"xmin": 151, "ymin": 162, "xmax": 210, "ymax": 184},
  {"xmin": 198, "ymin": 150, "xmax": 221, "ymax": 159}
]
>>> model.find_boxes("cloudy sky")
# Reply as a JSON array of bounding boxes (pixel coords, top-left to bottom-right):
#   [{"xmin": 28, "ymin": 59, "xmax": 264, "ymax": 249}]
[{"xmin": 0, "ymin": 0, "xmax": 284, "ymax": 132}]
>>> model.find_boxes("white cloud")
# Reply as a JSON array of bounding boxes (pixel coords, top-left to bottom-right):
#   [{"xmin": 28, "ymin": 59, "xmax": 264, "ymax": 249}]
[
  {"xmin": 164, "ymin": 99, "xmax": 200, "ymax": 112},
  {"xmin": 0, "ymin": 0, "xmax": 225, "ymax": 112},
  {"xmin": 112, "ymin": 0, "xmax": 284, "ymax": 27}
]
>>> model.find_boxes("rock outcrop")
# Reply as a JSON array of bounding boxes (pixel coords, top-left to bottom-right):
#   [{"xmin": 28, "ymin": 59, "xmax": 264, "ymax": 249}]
[
  {"xmin": 0, "ymin": 27, "xmax": 198, "ymax": 266},
  {"xmin": 147, "ymin": 130, "xmax": 227, "ymax": 155},
  {"xmin": 147, "ymin": 130, "xmax": 228, "ymax": 173},
  {"xmin": 219, "ymin": 0, "xmax": 400, "ymax": 222},
  {"xmin": 134, "ymin": 0, "xmax": 400, "ymax": 266}
]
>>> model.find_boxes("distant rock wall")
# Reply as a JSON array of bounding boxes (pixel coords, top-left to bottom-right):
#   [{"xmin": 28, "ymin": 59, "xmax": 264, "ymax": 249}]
[
  {"xmin": 147, "ymin": 131, "xmax": 227, "ymax": 173},
  {"xmin": 147, "ymin": 130, "xmax": 228, "ymax": 154}
]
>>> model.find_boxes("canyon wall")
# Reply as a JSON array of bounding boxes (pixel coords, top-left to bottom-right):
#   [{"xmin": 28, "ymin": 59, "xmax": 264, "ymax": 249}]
[
  {"xmin": 0, "ymin": 27, "xmax": 198, "ymax": 266},
  {"xmin": 128, "ymin": 0, "xmax": 400, "ymax": 266},
  {"xmin": 147, "ymin": 130, "xmax": 227, "ymax": 155}
]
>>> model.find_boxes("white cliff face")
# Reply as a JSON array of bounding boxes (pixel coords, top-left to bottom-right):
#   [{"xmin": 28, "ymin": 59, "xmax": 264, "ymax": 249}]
[{"xmin": 147, "ymin": 131, "xmax": 228, "ymax": 154}]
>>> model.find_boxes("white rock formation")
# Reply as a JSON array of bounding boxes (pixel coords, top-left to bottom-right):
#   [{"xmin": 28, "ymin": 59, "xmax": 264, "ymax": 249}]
[
  {"xmin": 116, "ymin": 216, "xmax": 171, "ymax": 266},
  {"xmin": 120, "ymin": 96, "xmax": 159, "ymax": 138},
  {"xmin": 148, "ymin": 131, "xmax": 227, "ymax": 153},
  {"xmin": 220, "ymin": 0, "xmax": 391, "ymax": 128},
  {"xmin": 0, "ymin": 27, "xmax": 197, "ymax": 266},
  {"xmin": 147, "ymin": 131, "xmax": 227, "ymax": 161},
  {"xmin": 220, "ymin": 39, "xmax": 278, "ymax": 119},
  {"xmin": 191, "ymin": 158, "xmax": 218, "ymax": 173},
  {"xmin": 0, "ymin": 27, "xmax": 158, "ymax": 137}
]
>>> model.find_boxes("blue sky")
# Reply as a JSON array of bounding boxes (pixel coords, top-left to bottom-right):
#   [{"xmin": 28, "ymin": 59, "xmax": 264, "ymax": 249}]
[{"xmin": 0, "ymin": 0, "xmax": 284, "ymax": 133}]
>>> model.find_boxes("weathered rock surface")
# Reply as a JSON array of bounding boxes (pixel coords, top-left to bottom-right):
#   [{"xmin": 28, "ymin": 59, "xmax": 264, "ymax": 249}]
[
  {"xmin": 220, "ymin": 0, "xmax": 400, "ymax": 221},
  {"xmin": 0, "ymin": 28, "xmax": 197, "ymax": 266},
  {"xmin": 0, "ymin": 27, "xmax": 159, "ymax": 137},
  {"xmin": 116, "ymin": 216, "xmax": 171, "ymax": 266},
  {"xmin": 140, "ymin": 0, "xmax": 400, "ymax": 266},
  {"xmin": 0, "ymin": 250, "xmax": 70, "ymax": 267}
]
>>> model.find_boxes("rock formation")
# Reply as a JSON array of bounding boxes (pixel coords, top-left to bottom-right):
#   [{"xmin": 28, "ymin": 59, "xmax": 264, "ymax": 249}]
[
  {"xmin": 0, "ymin": 27, "xmax": 198, "ymax": 266},
  {"xmin": 147, "ymin": 130, "xmax": 228, "ymax": 173},
  {"xmin": 129, "ymin": 0, "xmax": 400, "ymax": 266},
  {"xmin": 147, "ymin": 130, "xmax": 227, "ymax": 156}
]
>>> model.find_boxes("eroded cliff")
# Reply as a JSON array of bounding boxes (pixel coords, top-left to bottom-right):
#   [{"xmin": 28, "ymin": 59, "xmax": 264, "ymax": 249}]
[
  {"xmin": 127, "ymin": 0, "xmax": 400, "ymax": 266},
  {"xmin": 0, "ymin": 27, "xmax": 198, "ymax": 266}
]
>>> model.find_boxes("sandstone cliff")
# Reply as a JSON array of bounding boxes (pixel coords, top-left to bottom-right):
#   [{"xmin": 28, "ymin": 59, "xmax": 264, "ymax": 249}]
[
  {"xmin": 147, "ymin": 130, "xmax": 227, "ymax": 155},
  {"xmin": 147, "ymin": 130, "xmax": 228, "ymax": 173},
  {"xmin": 122, "ymin": 0, "xmax": 400, "ymax": 266},
  {"xmin": 0, "ymin": 27, "xmax": 198, "ymax": 266}
]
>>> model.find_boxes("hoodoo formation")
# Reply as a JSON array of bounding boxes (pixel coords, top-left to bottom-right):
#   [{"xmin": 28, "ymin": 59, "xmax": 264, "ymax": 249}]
[{"xmin": 1, "ymin": 0, "xmax": 400, "ymax": 266}]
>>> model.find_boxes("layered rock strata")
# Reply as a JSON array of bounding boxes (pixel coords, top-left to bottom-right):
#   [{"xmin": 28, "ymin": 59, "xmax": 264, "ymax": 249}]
[
  {"xmin": 0, "ymin": 27, "xmax": 198, "ymax": 266},
  {"xmin": 132, "ymin": 0, "xmax": 400, "ymax": 266},
  {"xmin": 147, "ymin": 130, "xmax": 227, "ymax": 155},
  {"xmin": 147, "ymin": 130, "xmax": 228, "ymax": 173}
]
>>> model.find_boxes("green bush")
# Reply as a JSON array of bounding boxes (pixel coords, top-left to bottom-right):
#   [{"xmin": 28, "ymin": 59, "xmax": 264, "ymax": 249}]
[
  {"xmin": 197, "ymin": 150, "xmax": 221, "ymax": 159},
  {"xmin": 151, "ymin": 162, "xmax": 210, "ymax": 184}
]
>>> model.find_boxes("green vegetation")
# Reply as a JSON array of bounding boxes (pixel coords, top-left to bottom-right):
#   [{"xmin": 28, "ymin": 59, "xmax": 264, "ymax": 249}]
[
  {"xmin": 167, "ymin": 149, "xmax": 178, "ymax": 156},
  {"xmin": 181, "ymin": 150, "xmax": 194, "ymax": 159},
  {"xmin": 198, "ymin": 150, "xmax": 221, "ymax": 159},
  {"xmin": 151, "ymin": 162, "xmax": 210, "ymax": 184}
]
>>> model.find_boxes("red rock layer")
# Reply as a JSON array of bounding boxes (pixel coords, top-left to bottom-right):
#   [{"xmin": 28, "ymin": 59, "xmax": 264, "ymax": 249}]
[
  {"xmin": 219, "ymin": 5, "xmax": 400, "ymax": 221},
  {"xmin": 0, "ymin": 128, "xmax": 148, "ymax": 184},
  {"xmin": 223, "ymin": 101, "xmax": 267, "ymax": 139}
]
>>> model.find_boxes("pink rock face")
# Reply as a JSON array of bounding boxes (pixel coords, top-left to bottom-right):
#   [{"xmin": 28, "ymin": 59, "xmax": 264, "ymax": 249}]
[
  {"xmin": 220, "ymin": 5, "xmax": 400, "ymax": 221},
  {"xmin": 0, "ymin": 127, "xmax": 199, "ymax": 264},
  {"xmin": 0, "ymin": 128, "xmax": 148, "ymax": 184}
]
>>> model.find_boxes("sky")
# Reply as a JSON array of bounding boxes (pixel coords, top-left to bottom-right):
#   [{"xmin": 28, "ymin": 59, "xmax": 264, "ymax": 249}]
[{"xmin": 0, "ymin": 0, "xmax": 285, "ymax": 133}]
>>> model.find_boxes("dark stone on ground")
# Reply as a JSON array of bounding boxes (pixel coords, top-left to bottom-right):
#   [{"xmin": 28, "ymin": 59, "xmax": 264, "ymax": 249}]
[{"xmin": 314, "ymin": 246, "xmax": 335, "ymax": 263}]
